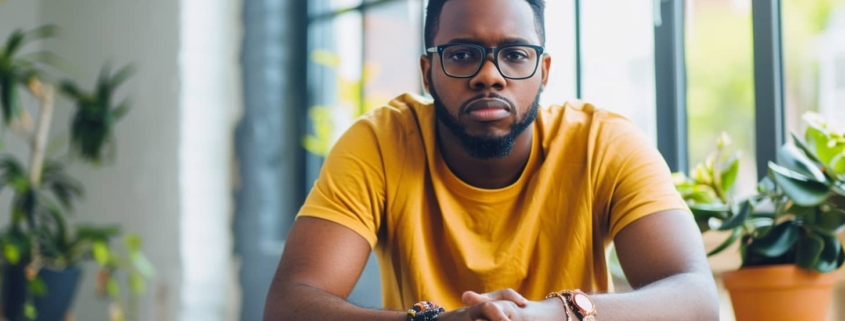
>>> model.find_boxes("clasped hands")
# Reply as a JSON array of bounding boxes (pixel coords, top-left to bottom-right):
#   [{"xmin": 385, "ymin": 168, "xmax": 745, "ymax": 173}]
[{"xmin": 439, "ymin": 289, "xmax": 562, "ymax": 321}]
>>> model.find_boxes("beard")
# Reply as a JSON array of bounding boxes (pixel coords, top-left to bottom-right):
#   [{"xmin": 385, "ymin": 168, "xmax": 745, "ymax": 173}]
[{"xmin": 429, "ymin": 80, "xmax": 542, "ymax": 160}]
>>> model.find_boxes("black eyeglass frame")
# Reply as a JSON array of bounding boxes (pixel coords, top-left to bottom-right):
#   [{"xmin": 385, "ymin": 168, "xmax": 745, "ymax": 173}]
[{"xmin": 425, "ymin": 43, "xmax": 546, "ymax": 80}]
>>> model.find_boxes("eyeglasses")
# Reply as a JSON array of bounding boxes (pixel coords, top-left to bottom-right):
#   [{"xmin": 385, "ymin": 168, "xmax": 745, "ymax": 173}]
[{"xmin": 426, "ymin": 43, "xmax": 545, "ymax": 80}]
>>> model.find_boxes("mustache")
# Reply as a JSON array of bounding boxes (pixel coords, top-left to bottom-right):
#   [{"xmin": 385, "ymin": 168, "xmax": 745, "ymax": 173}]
[{"xmin": 458, "ymin": 93, "xmax": 516, "ymax": 114}]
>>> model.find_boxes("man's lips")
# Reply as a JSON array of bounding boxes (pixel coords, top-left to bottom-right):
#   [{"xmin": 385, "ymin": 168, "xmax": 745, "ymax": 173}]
[
  {"xmin": 465, "ymin": 99, "xmax": 512, "ymax": 113},
  {"xmin": 464, "ymin": 99, "xmax": 511, "ymax": 122}
]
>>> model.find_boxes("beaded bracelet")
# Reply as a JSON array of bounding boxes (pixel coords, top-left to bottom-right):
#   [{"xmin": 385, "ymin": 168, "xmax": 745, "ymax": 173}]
[
  {"xmin": 406, "ymin": 301, "xmax": 445, "ymax": 321},
  {"xmin": 545, "ymin": 292, "xmax": 572, "ymax": 321}
]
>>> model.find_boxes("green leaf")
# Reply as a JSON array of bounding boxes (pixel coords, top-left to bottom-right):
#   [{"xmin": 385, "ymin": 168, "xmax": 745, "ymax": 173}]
[
  {"xmin": 689, "ymin": 203, "xmax": 729, "ymax": 232},
  {"xmin": 715, "ymin": 201, "xmax": 750, "ymax": 231},
  {"xmin": 817, "ymin": 208, "xmax": 845, "ymax": 233},
  {"xmin": 757, "ymin": 176, "xmax": 777, "ymax": 194},
  {"xmin": 769, "ymin": 162, "xmax": 830, "ymax": 207},
  {"xmin": 1, "ymin": 75, "xmax": 19, "ymax": 124},
  {"xmin": 831, "ymin": 153, "xmax": 845, "ymax": 177},
  {"xmin": 107, "ymin": 276, "xmax": 121, "ymax": 299},
  {"xmin": 792, "ymin": 132, "xmax": 824, "ymax": 164},
  {"xmin": 109, "ymin": 64, "xmax": 136, "ymax": 91},
  {"xmin": 75, "ymin": 225, "xmax": 122, "ymax": 241},
  {"xmin": 130, "ymin": 252, "xmax": 156, "ymax": 278},
  {"xmin": 749, "ymin": 221, "xmax": 799, "ymax": 257},
  {"xmin": 834, "ymin": 182, "xmax": 845, "ymax": 197},
  {"xmin": 126, "ymin": 234, "xmax": 142, "ymax": 251},
  {"xmin": 23, "ymin": 302, "xmax": 37, "ymax": 320},
  {"xmin": 3, "ymin": 29, "xmax": 26, "ymax": 56},
  {"xmin": 796, "ymin": 233, "xmax": 824, "ymax": 270},
  {"xmin": 59, "ymin": 80, "xmax": 86, "ymax": 100},
  {"xmin": 4, "ymin": 242, "xmax": 20, "ymax": 264},
  {"xmin": 128, "ymin": 273, "xmax": 146, "ymax": 294},
  {"xmin": 807, "ymin": 126, "xmax": 845, "ymax": 166},
  {"xmin": 111, "ymin": 99, "xmax": 131, "ymax": 121},
  {"xmin": 707, "ymin": 226, "xmax": 742, "ymax": 256},
  {"xmin": 10, "ymin": 25, "xmax": 58, "ymax": 56},
  {"xmin": 784, "ymin": 202, "xmax": 817, "ymax": 223},
  {"xmin": 693, "ymin": 162, "xmax": 713, "ymax": 185},
  {"xmin": 778, "ymin": 144, "xmax": 827, "ymax": 182},
  {"xmin": 28, "ymin": 277, "xmax": 48, "ymax": 297},
  {"xmin": 93, "ymin": 241, "xmax": 109, "ymax": 265},
  {"xmin": 814, "ymin": 232, "xmax": 842, "ymax": 273},
  {"xmin": 687, "ymin": 190, "xmax": 716, "ymax": 204},
  {"xmin": 720, "ymin": 154, "xmax": 740, "ymax": 193}
]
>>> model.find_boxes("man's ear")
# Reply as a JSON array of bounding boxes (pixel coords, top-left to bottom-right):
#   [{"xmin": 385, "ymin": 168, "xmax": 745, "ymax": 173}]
[
  {"xmin": 540, "ymin": 53, "xmax": 551, "ymax": 88},
  {"xmin": 420, "ymin": 54, "xmax": 432, "ymax": 94}
]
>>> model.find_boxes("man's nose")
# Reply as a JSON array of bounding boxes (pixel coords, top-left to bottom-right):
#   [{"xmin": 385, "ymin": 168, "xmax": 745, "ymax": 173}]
[{"xmin": 469, "ymin": 55, "xmax": 506, "ymax": 90}]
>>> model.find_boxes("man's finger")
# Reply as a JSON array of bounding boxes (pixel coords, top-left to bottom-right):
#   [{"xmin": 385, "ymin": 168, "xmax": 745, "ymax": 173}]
[
  {"xmin": 462, "ymin": 289, "xmax": 528, "ymax": 307},
  {"xmin": 461, "ymin": 291, "xmax": 487, "ymax": 306},
  {"xmin": 468, "ymin": 301, "xmax": 510, "ymax": 321}
]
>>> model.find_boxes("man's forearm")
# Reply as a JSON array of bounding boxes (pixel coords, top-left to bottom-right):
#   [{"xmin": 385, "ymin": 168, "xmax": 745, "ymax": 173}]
[
  {"xmin": 587, "ymin": 272, "xmax": 719, "ymax": 321},
  {"xmin": 264, "ymin": 282, "xmax": 406, "ymax": 321}
]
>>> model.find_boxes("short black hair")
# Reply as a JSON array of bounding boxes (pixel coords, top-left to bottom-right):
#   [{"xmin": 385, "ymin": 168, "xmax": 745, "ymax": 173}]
[{"xmin": 424, "ymin": 0, "xmax": 546, "ymax": 50}]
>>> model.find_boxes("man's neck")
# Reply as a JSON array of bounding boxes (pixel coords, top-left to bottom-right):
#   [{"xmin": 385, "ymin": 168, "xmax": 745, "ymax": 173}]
[{"xmin": 436, "ymin": 122, "xmax": 534, "ymax": 189}]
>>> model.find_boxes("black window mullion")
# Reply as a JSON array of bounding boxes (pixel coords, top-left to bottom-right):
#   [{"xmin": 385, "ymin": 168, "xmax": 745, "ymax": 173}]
[
  {"xmin": 654, "ymin": 0, "xmax": 688, "ymax": 173},
  {"xmin": 751, "ymin": 0, "xmax": 785, "ymax": 180}
]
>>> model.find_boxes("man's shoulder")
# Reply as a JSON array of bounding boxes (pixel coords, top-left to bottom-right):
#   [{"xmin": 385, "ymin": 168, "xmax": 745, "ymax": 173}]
[
  {"xmin": 359, "ymin": 92, "xmax": 432, "ymax": 129},
  {"xmin": 538, "ymin": 100, "xmax": 635, "ymax": 139},
  {"xmin": 540, "ymin": 100, "xmax": 629, "ymax": 124}
]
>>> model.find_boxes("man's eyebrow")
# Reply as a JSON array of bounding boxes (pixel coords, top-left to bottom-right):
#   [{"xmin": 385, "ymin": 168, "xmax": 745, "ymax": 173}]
[{"xmin": 444, "ymin": 37, "xmax": 533, "ymax": 46}]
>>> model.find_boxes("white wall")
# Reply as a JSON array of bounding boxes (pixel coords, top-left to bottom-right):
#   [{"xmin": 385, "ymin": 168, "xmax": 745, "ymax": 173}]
[
  {"xmin": 40, "ymin": 0, "xmax": 184, "ymax": 319},
  {"xmin": 0, "ymin": 0, "xmax": 40, "ymax": 34},
  {"xmin": 0, "ymin": 0, "xmax": 243, "ymax": 320}
]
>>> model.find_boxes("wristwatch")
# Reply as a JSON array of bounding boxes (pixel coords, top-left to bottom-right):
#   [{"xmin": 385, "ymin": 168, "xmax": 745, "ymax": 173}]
[{"xmin": 563, "ymin": 289, "xmax": 597, "ymax": 321}]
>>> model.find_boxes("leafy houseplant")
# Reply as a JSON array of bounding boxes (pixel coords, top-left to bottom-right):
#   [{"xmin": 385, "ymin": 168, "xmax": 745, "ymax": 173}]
[
  {"xmin": 675, "ymin": 116, "xmax": 845, "ymax": 272},
  {"xmin": 674, "ymin": 114, "xmax": 845, "ymax": 320},
  {"xmin": 0, "ymin": 26, "xmax": 154, "ymax": 321}
]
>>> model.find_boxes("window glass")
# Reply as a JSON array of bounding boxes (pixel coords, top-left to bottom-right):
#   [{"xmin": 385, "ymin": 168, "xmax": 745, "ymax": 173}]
[
  {"xmin": 364, "ymin": 0, "xmax": 424, "ymax": 110},
  {"xmin": 582, "ymin": 0, "xmax": 657, "ymax": 138},
  {"xmin": 782, "ymin": 0, "xmax": 845, "ymax": 136},
  {"xmin": 686, "ymin": 0, "xmax": 758, "ymax": 198}
]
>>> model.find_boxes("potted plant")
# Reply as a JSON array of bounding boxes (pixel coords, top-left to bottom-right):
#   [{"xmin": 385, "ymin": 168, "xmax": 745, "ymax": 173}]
[
  {"xmin": 674, "ymin": 114, "xmax": 845, "ymax": 321},
  {"xmin": 0, "ymin": 26, "xmax": 154, "ymax": 321}
]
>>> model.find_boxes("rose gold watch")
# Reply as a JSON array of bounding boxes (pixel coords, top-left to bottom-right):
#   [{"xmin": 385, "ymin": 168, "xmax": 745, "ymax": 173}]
[{"xmin": 563, "ymin": 289, "xmax": 597, "ymax": 321}]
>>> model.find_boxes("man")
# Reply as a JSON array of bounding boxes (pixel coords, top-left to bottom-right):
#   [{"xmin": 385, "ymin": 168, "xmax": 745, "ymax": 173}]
[{"xmin": 264, "ymin": 0, "xmax": 719, "ymax": 320}]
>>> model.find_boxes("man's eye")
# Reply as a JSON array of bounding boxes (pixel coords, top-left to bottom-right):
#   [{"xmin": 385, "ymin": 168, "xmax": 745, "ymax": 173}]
[
  {"xmin": 503, "ymin": 51, "xmax": 529, "ymax": 60},
  {"xmin": 449, "ymin": 51, "xmax": 476, "ymax": 61}
]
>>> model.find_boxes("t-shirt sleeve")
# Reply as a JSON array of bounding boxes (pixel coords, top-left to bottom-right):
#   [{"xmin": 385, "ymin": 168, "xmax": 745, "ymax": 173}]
[
  {"xmin": 592, "ymin": 115, "xmax": 689, "ymax": 240},
  {"xmin": 296, "ymin": 117, "xmax": 386, "ymax": 248}
]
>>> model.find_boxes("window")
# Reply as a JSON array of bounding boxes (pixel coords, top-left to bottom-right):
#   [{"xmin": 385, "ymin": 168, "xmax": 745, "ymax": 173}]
[
  {"xmin": 782, "ymin": 0, "xmax": 845, "ymax": 136},
  {"xmin": 305, "ymin": 0, "xmax": 424, "ymax": 184},
  {"xmin": 686, "ymin": 0, "xmax": 759, "ymax": 198},
  {"xmin": 582, "ymin": 0, "xmax": 657, "ymax": 137}
]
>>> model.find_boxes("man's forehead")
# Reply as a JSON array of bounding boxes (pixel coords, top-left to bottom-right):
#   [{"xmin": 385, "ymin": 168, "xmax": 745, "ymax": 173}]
[{"xmin": 435, "ymin": 0, "xmax": 540, "ymax": 46}]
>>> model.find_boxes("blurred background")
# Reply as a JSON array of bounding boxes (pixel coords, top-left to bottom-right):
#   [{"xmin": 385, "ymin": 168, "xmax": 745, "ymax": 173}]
[{"xmin": 0, "ymin": 0, "xmax": 844, "ymax": 320}]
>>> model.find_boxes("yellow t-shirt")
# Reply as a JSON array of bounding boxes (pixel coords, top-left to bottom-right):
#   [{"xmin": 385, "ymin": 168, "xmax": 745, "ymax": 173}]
[{"xmin": 297, "ymin": 93, "xmax": 688, "ymax": 310}]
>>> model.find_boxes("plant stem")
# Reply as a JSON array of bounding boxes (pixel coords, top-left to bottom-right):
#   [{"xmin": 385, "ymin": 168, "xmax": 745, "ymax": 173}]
[{"xmin": 28, "ymin": 82, "xmax": 54, "ymax": 188}]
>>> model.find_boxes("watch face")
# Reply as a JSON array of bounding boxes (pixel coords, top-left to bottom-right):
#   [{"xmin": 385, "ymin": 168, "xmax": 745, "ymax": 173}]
[{"xmin": 573, "ymin": 293, "xmax": 596, "ymax": 314}]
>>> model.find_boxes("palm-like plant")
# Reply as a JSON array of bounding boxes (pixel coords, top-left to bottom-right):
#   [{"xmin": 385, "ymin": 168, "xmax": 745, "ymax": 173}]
[
  {"xmin": 0, "ymin": 25, "xmax": 57, "ymax": 125},
  {"xmin": 0, "ymin": 26, "xmax": 153, "ymax": 321},
  {"xmin": 61, "ymin": 64, "xmax": 133, "ymax": 164}
]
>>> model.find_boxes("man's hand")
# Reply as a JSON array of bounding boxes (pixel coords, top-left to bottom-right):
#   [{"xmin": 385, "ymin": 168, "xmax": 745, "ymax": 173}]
[
  {"xmin": 441, "ymin": 289, "xmax": 563, "ymax": 321},
  {"xmin": 437, "ymin": 300, "xmax": 522, "ymax": 321},
  {"xmin": 461, "ymin": 289, "xmax": 528, "ymax": 308}
]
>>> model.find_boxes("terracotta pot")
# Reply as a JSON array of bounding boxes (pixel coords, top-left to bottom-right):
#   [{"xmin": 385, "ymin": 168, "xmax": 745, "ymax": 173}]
[{"xmin": 723, "ymin": 264, "xmax": 838, "ymax": 321}]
